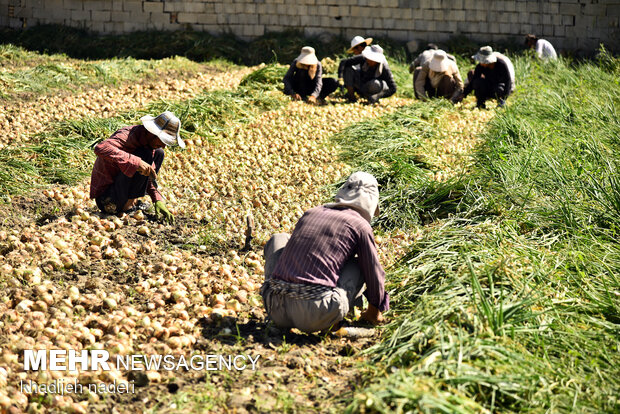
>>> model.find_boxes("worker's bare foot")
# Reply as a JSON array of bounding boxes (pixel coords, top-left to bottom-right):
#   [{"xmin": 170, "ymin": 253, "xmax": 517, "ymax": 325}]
[{"xmin": 122, "ymin": 198, "xmax": 137, "ymax": 212}]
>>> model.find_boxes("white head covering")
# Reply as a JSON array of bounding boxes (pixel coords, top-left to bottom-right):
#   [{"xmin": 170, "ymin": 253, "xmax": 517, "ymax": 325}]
[
  {"xmin": 347, "ymin": 35, "xmax": 373, "ymax": 53},
  {"xmin": 472, "ymin": 46, "xmax": 497, "ymax": 64},
  {"xmin": 429, "ymin": 50, "xmax": 450, "ymax": 72},
  {"xmin": 324, "ymin": 172, "xmax": 379, "ymax": 223},
  {"xmin": 362, "ymin": 44, "xmax": 387, "ymax": 65},
  {"xmin": 296, "ymin": 46, "xmax": 319, "ymax": 65},
  {"xmin": 140, "ymin": 111, "xmax": 185, "ymax": 148}
]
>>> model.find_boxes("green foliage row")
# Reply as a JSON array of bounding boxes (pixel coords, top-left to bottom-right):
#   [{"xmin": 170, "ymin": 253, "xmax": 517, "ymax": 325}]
[
  {"xmin": 335, "ymin": 53, "xmax": 620, "ymax": 413},
  {"xmin": 0, "ymin": 45, "xmax": 204, "ymax": 99},
  {"xmin": 0, "ymin": 86, "xmax": 286, "ymax": 200},
  {"xmin": 331, "ymin": 100, "xmax": 463, "ymax": 228}
]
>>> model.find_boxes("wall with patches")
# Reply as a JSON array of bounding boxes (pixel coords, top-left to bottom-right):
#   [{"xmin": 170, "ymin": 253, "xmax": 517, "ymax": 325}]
[{"xmin": 1, "ymin": 0, "xmax": 618, "ymax": 53}]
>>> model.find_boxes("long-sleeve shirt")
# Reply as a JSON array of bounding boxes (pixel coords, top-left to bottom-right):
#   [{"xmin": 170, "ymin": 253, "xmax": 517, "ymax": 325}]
[
  {"xmin": 414, "ymin": 59, "xmax": 464, "ymax": 100},
  {"xmin": 282, "ymin": 60, "xmax": 324, "ymax": 98},
  {"xmin": 90, "ymin": 125, "xmax": 163, "ymax": 203},
  {"xmin": 272, "ymin": 206, "xmax": 389, "ymax": 312},
  {"xmin": 338, "ymin": 55, "xmax": 397, "ymax": 102},
  {"xmin": 535, "ymin": 39, "xmax": 558, "ymax": 60},
  {"xmin": 496, "ymin": 53, "xmax": 516, "ymax": 93},
  {"xmin": 463, "ymin": 57, "xmax": 512, "ymax": 97},
  {"xmin": 409, "ymin": 49, "xmax": 457, "ymax": 73}
]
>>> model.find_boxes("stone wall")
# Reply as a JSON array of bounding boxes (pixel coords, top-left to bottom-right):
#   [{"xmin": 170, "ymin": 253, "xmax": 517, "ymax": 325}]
[{"xmin": 1, "ymin": 0, "xmax": 619, "ymax": 53}]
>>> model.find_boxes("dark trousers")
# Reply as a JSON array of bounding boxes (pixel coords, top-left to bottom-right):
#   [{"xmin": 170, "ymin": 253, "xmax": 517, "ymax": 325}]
[
  {"xmin": 466, "ymin": 70, "xmax": 510, "ymax": 107},
  {"xmin": 343, "ymin": 66, "xmax": 389, "ymax": 100},
  {"xmin": 96, "ymin": 147, "xmax": 164, "ymax": 214},
  {"xmin": 413, "ymin": 68, "xmax": 459, "ymax": 99},
  {"xmin": 291, "ymin": 75, "xmax": 339, "ymax": 100}
]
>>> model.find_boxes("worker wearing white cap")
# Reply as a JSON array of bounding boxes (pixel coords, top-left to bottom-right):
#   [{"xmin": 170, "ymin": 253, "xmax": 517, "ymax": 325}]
[
  {"xmin": 461, "ymin": 46, "xmax": 515, "ymax": 108},
  {"xmin": 90, "ymin": 111, "xmax": 184, "ymax": 223},
  {"xmin": 337, "ymin": 44, "xmax": 397, "ymax": 104},
  {"xmin": 413, "ymin": 49, "xmax": 464, "ymax": 102},
  {"xmin": 261, "ymin": 172, "xmax": 388, "ymax": 333},
  {"xmin": 283, "ymin": 46, "xmax": 339, "ymax": 104}
]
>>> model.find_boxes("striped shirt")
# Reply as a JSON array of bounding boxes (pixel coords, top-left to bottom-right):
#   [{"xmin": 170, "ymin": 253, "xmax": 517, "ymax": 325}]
[
  {"xmin": 89, "ymin": 125, "xmax": 163, "ymax": 202},
  {"xmin": 272, "ymin": 206, "xmax": 389, "ymax": 311}
]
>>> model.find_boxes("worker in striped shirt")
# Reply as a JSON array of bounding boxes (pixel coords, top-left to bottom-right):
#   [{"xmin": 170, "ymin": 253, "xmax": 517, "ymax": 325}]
[{"xmin": 261, "ymin": 172, "xmax": 389, "ymax": 333}]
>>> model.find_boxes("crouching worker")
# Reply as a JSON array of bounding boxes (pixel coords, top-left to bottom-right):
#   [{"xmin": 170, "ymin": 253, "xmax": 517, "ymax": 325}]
[
  {"xmin": 338, "ymin": 45, "xmax": 397, "ymax": 104},
  {"xmin": 89, "ymin": 111, "xmax": 185, "ymax": 224},
  {"xmin": 414, "ymin": 49, "xmax": 464, "ymax": 103},
  {"xmin": 461, "ymin": 46, "xmax": 515, "ymax": 109},
  {"xmin": 260, "ymin": 172, "xmax": 389, "ymax": 333},
  {"xmin": 283, "ymin": 46, "xmax": 339, "ymax": 104}
]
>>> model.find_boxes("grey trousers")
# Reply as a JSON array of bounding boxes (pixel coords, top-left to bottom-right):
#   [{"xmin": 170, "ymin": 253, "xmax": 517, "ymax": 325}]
[
  {"xmin": 261, "ymin": 233, "xmax": 366, "ymax": 333},
  {"xmin": 343, "ymin": 66, "xmax": 388, "ymax": 99}
]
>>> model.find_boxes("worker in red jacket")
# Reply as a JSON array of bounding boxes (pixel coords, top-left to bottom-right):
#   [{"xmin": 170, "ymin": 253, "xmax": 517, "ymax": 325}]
[{"xmin": 89, "ymin": 111, "xmax": 184, "ymax": 224}]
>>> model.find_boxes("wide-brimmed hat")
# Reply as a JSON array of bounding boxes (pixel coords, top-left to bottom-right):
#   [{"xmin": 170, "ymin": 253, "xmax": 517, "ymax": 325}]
[
  {"xmin": 347, "ymin": 35, "xmax": 373, "ymax": 53},
  {"xmin": 296, "ymin": 46, "xmax": 319, "ymax": 66},
  {"xmin": 472, "ymin": 46, "xmax": 497, "ymax": 64},
  {"xmin": 429, "ymin": 50, "xmax": 450, "ymax": 72},
  {"xmin": 362, "ymin": 44, "xmax": 386, "ymax": 64},
  {"xmin": 141, "ymin": 111, "xmax": 185, "ymax": 148},
  {"xmin": 324, "ymin": 171, "xmax": 379, "ymax": 223}
]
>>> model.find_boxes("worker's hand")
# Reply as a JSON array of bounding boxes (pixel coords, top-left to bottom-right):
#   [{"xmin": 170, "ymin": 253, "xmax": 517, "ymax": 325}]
[
  {"xmin": 360, "ymin": 303, "xmax": 385, "ymax": 325},
  {"xmin": 137, "ymin": 160, "xmax": 157, "ymax": 180},
  {"xmin": 307, "ymin": 95, "xmax": 317, "ymax": 104},
  {"xmin": 292, "ymin": 93, "xmax": 302, "ymax": 101},
  {"xmin": 338, "ymin": 78, "xmax": 344, "ymax": 89},
  {"xmin": 451, "ymin": 93, "xmax": 464, "ymax": 104},
  {"xmin": 154, "ymin": 201, "xmax": 174, "ymax": 224}
]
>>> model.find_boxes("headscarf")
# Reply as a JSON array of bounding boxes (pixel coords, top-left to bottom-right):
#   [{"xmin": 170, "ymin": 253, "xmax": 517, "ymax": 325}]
[{"xmin": 324, "ymin": 172, "xmax": 379, "ymax": 223}]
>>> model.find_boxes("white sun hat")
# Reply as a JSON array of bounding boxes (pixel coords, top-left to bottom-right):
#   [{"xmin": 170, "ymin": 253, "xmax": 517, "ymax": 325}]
[
  {"xmin": 347, "ymin": 35, "xmax": 373, "ymax": 53},
  {"xmin": 324, "ymin": 171, "xmax": 380, "ymax": 223},
  {"xmin": 140, "ymin": 111, "xmax": 185, "ymax": 148},
  {"xmin": 296, "ymin": 46, "xmax": 319, "ymax": 66},
  {"xmin": 472, "ymin": 46, "xmax": 497, "ymax": 64},
  {"xmin": 362, "ymin": 44, "xmax": 386, "ymax": 65},
  {"xmin": 429, "ymin": 50, "xmax": 450, "ymax": 72}
]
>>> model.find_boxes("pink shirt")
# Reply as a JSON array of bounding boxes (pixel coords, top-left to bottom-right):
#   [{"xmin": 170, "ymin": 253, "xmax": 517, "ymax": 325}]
[
  {"xmin": 272, "ymin": 206, "xmax": 389, "ymax": 311},
  {"xmin": 89, "ymin": 125, "xmax": 163, "ymax": 203}
]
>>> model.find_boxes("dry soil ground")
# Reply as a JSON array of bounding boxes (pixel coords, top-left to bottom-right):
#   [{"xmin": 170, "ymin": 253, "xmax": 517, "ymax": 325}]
[{"xmin": 0, "ymin": 63, "xmax": 492, "ymax": 413}]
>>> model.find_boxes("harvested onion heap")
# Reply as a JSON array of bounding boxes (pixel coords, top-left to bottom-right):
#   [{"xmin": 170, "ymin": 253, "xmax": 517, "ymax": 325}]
[
  {"xmin": 0, "ymin": 67, "xmax": 254, "ymax": 149},
  {"xmin": 0, "ymin": 95, "xmax": 419, "ymax": 412}
]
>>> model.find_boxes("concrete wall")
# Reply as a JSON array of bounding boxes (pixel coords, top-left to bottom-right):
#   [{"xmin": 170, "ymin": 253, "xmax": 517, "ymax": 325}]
[{"xmin": 1, "ymin": 0, "xmax": 619, "ymax": 53}]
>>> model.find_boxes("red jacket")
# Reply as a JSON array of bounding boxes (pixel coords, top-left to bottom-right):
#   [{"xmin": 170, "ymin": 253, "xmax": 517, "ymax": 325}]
[{"xmin": 89, "ymin": 125, "xmax": 163, "ymax": 202}]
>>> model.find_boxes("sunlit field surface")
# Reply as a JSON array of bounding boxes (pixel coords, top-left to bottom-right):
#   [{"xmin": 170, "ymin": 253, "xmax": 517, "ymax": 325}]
[{"xmin": 0, "ymin": 27, "xmax": 618, "ymax": 413}]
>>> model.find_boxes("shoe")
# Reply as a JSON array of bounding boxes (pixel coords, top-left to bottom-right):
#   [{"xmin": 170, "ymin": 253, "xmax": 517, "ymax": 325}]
[
  {"xmin": 497, "ymin": 99, "xmax": 506, "ymax": 108},
  {"xmin": 125, "ymin": 200, "xmax": 151, "ymax": 214},
  {"xmin": 136, "ymin": 201, "xmax": 151, "ymax": 211}
]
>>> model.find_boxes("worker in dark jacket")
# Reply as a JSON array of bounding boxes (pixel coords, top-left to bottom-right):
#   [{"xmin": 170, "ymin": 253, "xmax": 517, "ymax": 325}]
[
  {"xmin": 338, "ymin": 44, "xmax": 397, "ymax": 104},
  {"xmin": 283, "ymin": 46, "xmax": 338, "ymax": 104},
  {"xmin": 461, "ymin": 46, "xmax": 515, "ymax": 108}
]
